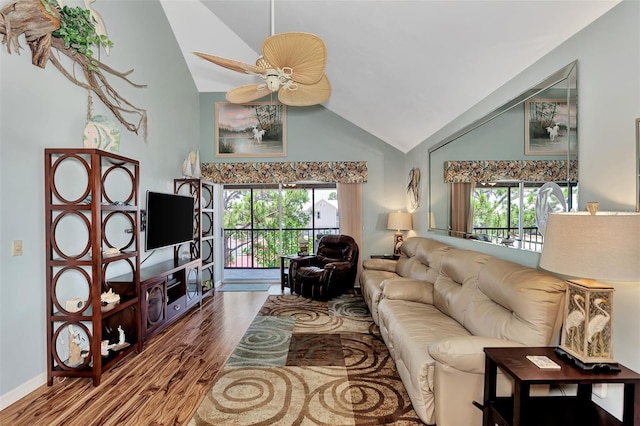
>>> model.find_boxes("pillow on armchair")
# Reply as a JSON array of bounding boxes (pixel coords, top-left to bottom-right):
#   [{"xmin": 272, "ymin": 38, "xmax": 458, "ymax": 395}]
[{"xmin": 289, "ymin": 234, "xmax": 359, "ymax": 299}]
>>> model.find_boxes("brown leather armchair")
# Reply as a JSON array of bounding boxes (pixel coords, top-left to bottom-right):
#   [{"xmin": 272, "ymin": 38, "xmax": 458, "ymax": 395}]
[{"xmin": 289, "ymin": 234, "xmax": 359, "ymax": 299}]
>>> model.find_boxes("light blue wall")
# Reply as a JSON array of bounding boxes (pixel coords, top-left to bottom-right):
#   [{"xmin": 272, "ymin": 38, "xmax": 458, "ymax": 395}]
[
  {"xmin": 0, "ymin": 0, "xmax": 406, "ymax": 403},
  {"xmin": 0, "ymin": 1, "xmax": 199, "ymax": 399},
  {"xmin": 1, "ymin": 0, "xmax": 638, "ymax": 418},
  {"xmin": 412, "ymin": 2, "xmax": 639, "ymax": 241},
  {"xmin": 407, "ymin": 1, "xmax": 639, "ymax": 418},
  {"xmin": 199, "ymin": 93, "xmax": 408, "ymax": 262}
]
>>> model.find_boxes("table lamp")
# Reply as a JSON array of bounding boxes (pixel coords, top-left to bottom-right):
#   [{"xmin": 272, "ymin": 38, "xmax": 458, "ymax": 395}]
[
  {"xmin": 539, "ymin": 209, "xmax": 640, "ymax": 371},
  {"xmin": 387, "ymin": 211, "xmax": 412, "ymax": 255}
]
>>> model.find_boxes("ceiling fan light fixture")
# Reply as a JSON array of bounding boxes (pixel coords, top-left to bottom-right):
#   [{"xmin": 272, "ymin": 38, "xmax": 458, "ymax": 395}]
[
  {"xmin": 264, "ymin": 70, "xmax": 281, "ymax": 91},
  {"xmin": 194, "ymin": 32, "xmax": 330, "ymax": 106}
]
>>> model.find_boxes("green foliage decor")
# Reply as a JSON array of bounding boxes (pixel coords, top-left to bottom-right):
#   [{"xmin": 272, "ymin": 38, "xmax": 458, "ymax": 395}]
[{"xmin": 43, "ymin": 0, "xmax": 113, "ymax": 71}]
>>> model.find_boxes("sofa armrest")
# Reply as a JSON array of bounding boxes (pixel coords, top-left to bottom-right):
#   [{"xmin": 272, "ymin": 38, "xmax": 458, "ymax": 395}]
[
  {"xmin": 428, "ymin": 336, "xmax": 525, "ymax": 374},
  {"xmin": 362, "ymin": 258, "xmax": 397, "ymax": 272},
  {"xmin": 381, "ymin": 278, "xmax": 434, "ymax": 304}
]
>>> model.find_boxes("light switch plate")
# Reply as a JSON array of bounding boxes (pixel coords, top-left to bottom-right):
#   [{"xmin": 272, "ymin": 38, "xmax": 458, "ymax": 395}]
[{"xmin": 12, "ymin": 240, "xmax": 23, "ymax": 256}]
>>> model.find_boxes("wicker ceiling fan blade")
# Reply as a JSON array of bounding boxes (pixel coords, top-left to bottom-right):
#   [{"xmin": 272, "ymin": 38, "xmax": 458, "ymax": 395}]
[
  {"xmin": 226, "ymin": 84, "xmax": 272, "ymax": 103},
  {"xmin": 193, "ymin": 52, "xmax": 264, "ymax": 75},
  {"xmin": 262, "ymin": 32, "xmax": 327, "ymax": 85},
  {"xmin": 278, "ymin": 75, "xmax": 331, "ymax": 107}
]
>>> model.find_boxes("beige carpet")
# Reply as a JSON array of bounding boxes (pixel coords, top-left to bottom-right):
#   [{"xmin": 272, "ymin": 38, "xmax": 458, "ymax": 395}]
[{"xmin": 189, "ymin": 294, "xmax": 421, "ymax": 425}]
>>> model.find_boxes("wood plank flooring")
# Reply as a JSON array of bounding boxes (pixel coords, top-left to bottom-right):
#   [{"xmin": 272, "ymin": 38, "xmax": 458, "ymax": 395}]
[{"xmin": 0, "ymin": 289, "xmax": 272, "ymax": 426}]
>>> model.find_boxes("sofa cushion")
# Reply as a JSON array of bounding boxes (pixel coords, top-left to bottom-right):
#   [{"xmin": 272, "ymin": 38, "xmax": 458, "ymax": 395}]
[
  {"xmin": 395, "ymin": 256, "xmax": 430, "ymax": 281},
  {"xmin": 378, "ymin": 299, "xmax": 471, "ymax": 425},
  {"xmin": 463, "ymin": 257, "xmax": 567, "ymax": 346},
  {"xmin": 360, "ymin": 269, "xmax": 398, "ymax": 324},
  {"xmin": 361, "ymin": 257, "xmax": 397, "ymax": 273},
  {"xmin": 433, "ymin": 249, "xmax": 492, "ymax": 324},
  {"xmin": 395, "ymin": 237, "xmax": 449, "ymax": 283},
  {"xmin": 382, "ymin": 278, "xmax": 434, "ymax": 305},
  {"xmin": 412, "ymin": 238, "xmax": 450, "ymax": 284},
  {"xmin": 428, "ymin": 335, "xmax": 525, "ymax": 374}
]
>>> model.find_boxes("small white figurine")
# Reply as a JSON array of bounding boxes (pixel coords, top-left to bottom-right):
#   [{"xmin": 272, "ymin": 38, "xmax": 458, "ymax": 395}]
[
  {"xmin": 101, "ymin": 340, "xmax": 114, "ymax": 356},
  {"xmin": 118, "ymin": 325, "xmax": 125, "ymax": 344}
]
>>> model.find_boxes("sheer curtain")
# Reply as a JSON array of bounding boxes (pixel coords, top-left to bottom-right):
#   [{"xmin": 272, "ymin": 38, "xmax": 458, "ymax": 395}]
[
  {"xmin": 337, "ymin": 183, "xmax": 363, "ymax": 283},
  {"xmin": 450, "ymin": 182, "xmax": 475, "ymax": 238}
]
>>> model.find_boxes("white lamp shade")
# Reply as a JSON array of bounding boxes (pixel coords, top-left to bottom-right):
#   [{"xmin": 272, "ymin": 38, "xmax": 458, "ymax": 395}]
[
  {"xmin": 539, "ymin": 212, "xmax": 640, "ymax": 282},
  {"xmin": 388, "ymin": 212, "xmax": 412, "ymax": 231}
]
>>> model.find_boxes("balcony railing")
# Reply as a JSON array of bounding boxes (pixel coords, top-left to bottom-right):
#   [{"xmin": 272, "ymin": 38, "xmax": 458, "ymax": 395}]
[
  {"xmin": 472, "ymin": 226, "xmax": 544, "ymax": 252},
  {"xmin": 223, "ymin": 227, "xmax": 339, "ymax": 269}
]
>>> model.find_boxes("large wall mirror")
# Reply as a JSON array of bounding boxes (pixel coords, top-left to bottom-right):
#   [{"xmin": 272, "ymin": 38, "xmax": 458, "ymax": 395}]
[{"xmin": 428, "ymin": 61, "xmax": 578, "ymax": 252}]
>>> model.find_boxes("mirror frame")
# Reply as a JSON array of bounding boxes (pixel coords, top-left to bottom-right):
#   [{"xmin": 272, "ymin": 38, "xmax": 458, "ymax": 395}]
[
  {"xmin": 636, "ymin": 117, "xmax": 640, "ymax": 212},
  {"xmin": 428, "ymin": 61, "xmax": 578, "ymax": 247}
]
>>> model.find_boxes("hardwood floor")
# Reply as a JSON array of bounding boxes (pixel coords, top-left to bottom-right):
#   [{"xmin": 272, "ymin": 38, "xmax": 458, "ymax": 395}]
[{"xmin": 0, "ymin": 289, "xmax": 273, "ymax": 426}]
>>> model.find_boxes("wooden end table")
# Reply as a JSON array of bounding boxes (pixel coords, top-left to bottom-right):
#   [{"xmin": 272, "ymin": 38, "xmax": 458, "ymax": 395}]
[
  {"xmin": 481, "ymin": 346, "xmax": 640, "ymax": 426},
  {"xmin": 280, "ymin": 254, "xmax": 308, "ymax": 291}
]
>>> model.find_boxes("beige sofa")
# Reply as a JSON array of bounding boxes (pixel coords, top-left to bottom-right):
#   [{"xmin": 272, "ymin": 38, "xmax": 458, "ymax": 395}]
[{"xmin": 360, "ymin": 237, "xmax": 566, "ymax": 425}]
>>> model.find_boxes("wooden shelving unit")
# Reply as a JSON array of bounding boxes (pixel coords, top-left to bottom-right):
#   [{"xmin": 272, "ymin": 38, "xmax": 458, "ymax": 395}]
[
  {"xmin": 174, "ymin": 178, "xmax": 215, "ymax": 298},
  {"xmin": 44, "ymin": 149, "xmax": 141, "ymax": 386}
]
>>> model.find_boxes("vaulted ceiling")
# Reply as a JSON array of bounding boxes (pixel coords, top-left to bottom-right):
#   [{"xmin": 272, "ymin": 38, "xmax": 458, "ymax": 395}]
[{"xmin": 160, "ymin": 0, "xmax": 620, "ymax": 153}]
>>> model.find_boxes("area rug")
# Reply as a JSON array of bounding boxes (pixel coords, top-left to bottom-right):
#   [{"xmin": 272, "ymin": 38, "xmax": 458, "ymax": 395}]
[
  {"xmin": 189, "ymin": 294, "xmax": 421, "ymax": 425},
  {"xmin": 217, "ymin": 283, "xmax": 272, "ymax": 292}
]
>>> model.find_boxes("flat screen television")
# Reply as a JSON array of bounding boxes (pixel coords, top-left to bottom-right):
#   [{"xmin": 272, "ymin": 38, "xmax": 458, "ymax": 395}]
[{"xmin": 145, "ymin": 191, "xmax": 195, "ymax": 251}]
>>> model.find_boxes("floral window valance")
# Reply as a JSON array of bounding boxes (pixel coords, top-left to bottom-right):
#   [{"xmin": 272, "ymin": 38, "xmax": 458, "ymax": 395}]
[
  {"xmin": 201, "ymin": 161, "xmax": 368, "ymax": 184},
  {"xmin": 444, "ymin": 160, "xmax": 578, "ymax": 183}
]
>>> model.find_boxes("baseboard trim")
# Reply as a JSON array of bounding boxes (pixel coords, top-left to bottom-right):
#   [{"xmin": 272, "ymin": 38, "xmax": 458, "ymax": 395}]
[{"xmin": 0, "ymin": 373, "xmax": 46, "ymax": 411}]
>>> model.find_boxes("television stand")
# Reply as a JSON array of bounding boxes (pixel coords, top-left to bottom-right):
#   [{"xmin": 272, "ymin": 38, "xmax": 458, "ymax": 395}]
[{"xmin": 110, "ymin": 258, "xmax": 202, "ymax": 343}]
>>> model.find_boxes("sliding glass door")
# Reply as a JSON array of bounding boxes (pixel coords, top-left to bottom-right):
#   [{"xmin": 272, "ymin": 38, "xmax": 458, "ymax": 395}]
[{"xmin": 222, "ymin": 183, "xmax": 338, "ymax": 280}]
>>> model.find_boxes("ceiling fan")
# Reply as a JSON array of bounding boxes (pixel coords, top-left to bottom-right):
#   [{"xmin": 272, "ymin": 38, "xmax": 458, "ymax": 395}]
[{"xmin": 193, "ymin": 2, "xmax": 330, "ymax": 107}]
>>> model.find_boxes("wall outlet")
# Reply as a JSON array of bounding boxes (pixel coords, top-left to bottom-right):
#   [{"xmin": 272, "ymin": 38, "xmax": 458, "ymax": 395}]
[
  {"xmin": 592, "ymin": 383, "xmax": 607, "ymax": 398},
  {"xmin": 11, "ymin": 240, "xmax": 23, "ymax": 256}
]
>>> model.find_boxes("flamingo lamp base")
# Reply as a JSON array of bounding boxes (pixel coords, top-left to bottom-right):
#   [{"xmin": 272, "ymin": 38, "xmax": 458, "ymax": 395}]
[{"xmin": 558, "ymin": 279, "xmax": 617, "ymax": 369}]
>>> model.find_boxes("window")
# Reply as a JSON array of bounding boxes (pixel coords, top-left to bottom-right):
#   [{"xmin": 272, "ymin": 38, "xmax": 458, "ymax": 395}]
[{"xmin": 223, "ymin": 183, "xmax": 338, "ymax": 268}]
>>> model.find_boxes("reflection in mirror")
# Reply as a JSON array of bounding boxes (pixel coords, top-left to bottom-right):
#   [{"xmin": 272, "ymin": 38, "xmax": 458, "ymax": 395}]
[{"xmin": 428, "ymin": 61, "xmax": 578, "ymax": 252}]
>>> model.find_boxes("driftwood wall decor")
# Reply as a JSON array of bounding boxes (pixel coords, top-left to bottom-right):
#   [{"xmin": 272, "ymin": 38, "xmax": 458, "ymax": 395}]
[
  {"xmin": 0, "ymin": 0, "xmax": 147, "ymax": 141},
  {"xmin": 407, "ymin": 167, "xmax": 420, "ymax": 210}
]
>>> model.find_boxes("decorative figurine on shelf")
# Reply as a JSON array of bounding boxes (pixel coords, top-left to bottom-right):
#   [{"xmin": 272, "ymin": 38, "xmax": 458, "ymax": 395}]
[
  {"xmin": 118, "ymin": 325, "xmax": 125, "ymax": 345},
  {"xmin": 101, "ymin": 288, "xmax": 120, "ymax": 302},
  {"xmin": 101, "ymin": 340, "xmax": 114, "ymax": 357},
  {"xmin": 68, "ymin": 324, "xmax": 88, "ymax": 366},
  {"xmin": 100, "ymin": 288, "xmax": 120, "ymax": 312},
  {"xmin": 181, "ymin": 150, "xmax": 201, "ymax": 178}
]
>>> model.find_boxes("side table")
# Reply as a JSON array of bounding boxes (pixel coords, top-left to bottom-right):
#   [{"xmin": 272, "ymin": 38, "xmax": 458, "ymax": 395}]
[
  {"xmin": 481, "ymin": 347, "xmax": 640, "ymax": 426},
  {"xmin": 280, "ymin": 254, "xmax": 306, "ymax": 291}
]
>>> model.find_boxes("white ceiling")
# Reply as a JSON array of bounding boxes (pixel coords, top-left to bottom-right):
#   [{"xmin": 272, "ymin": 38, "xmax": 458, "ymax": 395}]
[{"xmin": 160, "ymin": 0, "xmax": 620, "ymax": 153}]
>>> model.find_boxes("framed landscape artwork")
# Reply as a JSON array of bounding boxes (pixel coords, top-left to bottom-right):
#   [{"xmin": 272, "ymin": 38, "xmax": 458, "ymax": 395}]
[
  {"xmin": 524, "ymin": 98, "xmax": 577, "ymax": 155},
  {"xmin": 215, "ymin": 102, "xmax": 286, "ymax": 157}
]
